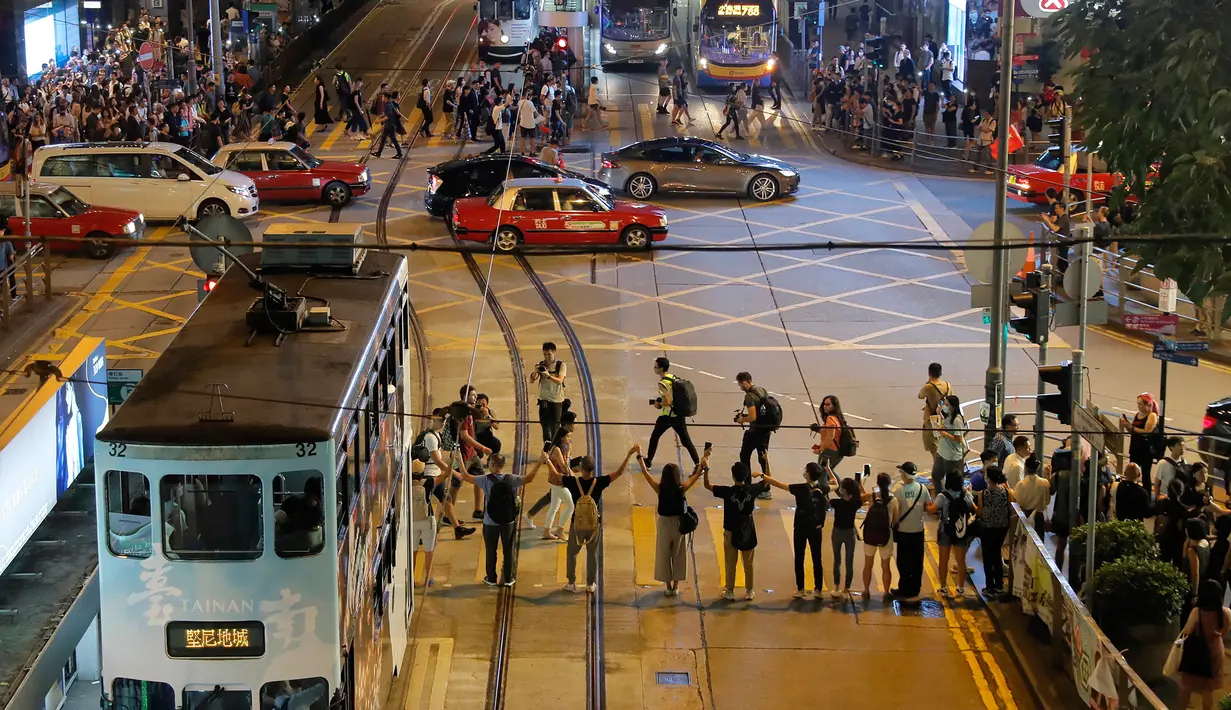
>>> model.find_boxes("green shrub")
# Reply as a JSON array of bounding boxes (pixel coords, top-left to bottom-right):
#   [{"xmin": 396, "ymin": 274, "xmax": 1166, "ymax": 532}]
[
  {"xmin": 1093, "ymin": 556, "xmax": 1188, "ymax": 627},
  {"xmin": 1070, "ymin": 519, "xmax": 1156, "ymax": 574},
  {"xmin": 1218, "ymin": 694, "xmax": 1231, "ymax": 710}
]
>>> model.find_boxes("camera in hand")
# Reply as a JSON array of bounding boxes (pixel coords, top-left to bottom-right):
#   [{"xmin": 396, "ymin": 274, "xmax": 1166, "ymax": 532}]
[{"xmin": 536, "ymin": 362, "xmax": 547, "ymax": 373}]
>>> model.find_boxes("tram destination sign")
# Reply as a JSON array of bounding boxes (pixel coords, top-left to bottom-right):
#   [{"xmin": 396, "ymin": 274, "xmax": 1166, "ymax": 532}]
[{"xmin": 166, "ymin": 620, "xmax": 266, "ymax": 659}]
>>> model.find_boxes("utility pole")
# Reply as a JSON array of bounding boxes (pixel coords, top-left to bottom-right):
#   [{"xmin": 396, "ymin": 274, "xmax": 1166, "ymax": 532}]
[
  {"xmin": 1084, "ymin": 447, "xmax": 1100, "ymax": 608},
  {"xmin": 186, "ymin": 0, "xmax": 198, "ymax": 93},
  {"xmin": 984, "ymin": 0, "xmax": 1015, "ymax": 443},
  {"xmin": 1068, "ymin": 348, "xmax": 1085, "ymax": 539},
  {"xmin": 1034, "ymin": 264, "xmax": 1052, "ymax": 459},
  {"xmin": 209, "ymin": 0, "xmax": 226, "ymax": 106}
]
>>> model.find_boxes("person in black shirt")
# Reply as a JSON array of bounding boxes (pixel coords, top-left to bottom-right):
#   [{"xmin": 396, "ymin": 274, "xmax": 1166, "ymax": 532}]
[
  {"xmin": 1112, "ymin": 462, "xmax": 1153, "ymax": 522},
  {"xmin": 762, "ymin": 460, "xmax": 830, "ymax": 598},
  {"xmin": 705, "ymin": 461, "xmax": 769, "ymax": 601},
  {"xmin": 941, "ymin": 94, "xmax": 959, "ymax": 148},
  {"xmin": 922, "ymin": 82, "xmax": 941, "ymax": 142},
  {"xmin": 636, "ymin": 446, "xmax": 709, "ymax": 596},
  {"xmin": 550, "ymin": 446, "xmax": 636, "ymax": 593}
]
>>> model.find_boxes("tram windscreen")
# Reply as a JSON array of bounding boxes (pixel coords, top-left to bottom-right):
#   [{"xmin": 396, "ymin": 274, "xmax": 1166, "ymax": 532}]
[
  {"xmin": 700, "ymin": 0, "xmax": 774, "ymax": 63},
  {"xmin": 602, "ymin": 0, "xmax": 671, "ymax": 41}
]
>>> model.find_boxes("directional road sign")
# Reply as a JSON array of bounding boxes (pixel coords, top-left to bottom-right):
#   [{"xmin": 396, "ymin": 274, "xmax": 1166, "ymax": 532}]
[
  {"xmin": 1073, "ymin": 405, "xmax": 1105, "ymax": 451},
  {"xmin": 1123, "ymin": 313, "xmax": 1179, "ymax": 331},
  {"xmin": 107, "ymin": 368, "xmax": 143, "ymax": 405},
  {"xmin": 1155, "ymin": 337, "xmax": 1209, "ymax": 353},
  {"xmin": 1153, "ymin": 347, "xmax": 1199, "ymax": 367}
]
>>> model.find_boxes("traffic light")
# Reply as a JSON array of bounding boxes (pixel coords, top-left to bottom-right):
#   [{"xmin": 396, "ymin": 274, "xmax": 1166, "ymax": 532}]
[
  {"xmin": 1010, "ymin": 271, "xmax": 1049, "ymax": 344},
  {"xmin": 1037, "ymin": 361, "xmax": 1074, "ymax": 425},
  {"xmin": 556, "ymin": 36, "xmax": 568, "ymax": 50},
  {"xmin": 866, "ymin": 36, "xmax": 887, "ymax": 68},
  {"xmin": 1047, "ymin": 115, "xmax": 1070, "ymax": 163},
  {"xmin": 197, "ymin": 277, "xmax": 218, "ymax": 302}
]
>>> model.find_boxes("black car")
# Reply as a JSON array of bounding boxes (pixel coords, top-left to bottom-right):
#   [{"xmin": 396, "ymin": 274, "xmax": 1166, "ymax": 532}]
[
  {"xmin": 424, "ymin": 155, "xmax": 612, "ymax": 217},
  {"xmin": 1199, "ymin": 396, "xmax": 1231, "ymax": 492}
]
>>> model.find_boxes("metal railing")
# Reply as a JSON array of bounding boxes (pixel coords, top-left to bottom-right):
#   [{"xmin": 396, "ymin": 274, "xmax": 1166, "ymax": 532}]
[{"xmin": 0, "ymin": 241, "xmax": 53, "ymax": 330}]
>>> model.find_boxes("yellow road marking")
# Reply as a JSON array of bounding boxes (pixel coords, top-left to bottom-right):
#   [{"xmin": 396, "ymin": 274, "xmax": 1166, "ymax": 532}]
[
  {"xmin": 556, "ymin": 540, "xmax": 590, "ymax": 584},
  {"xmin": 704, "ymin": 506, "xmax": 744, "ymax": 589},
  {"xmin": 414, "ymin": 550, "xmax": 428, "ymax": 586},
  {"xmin": 320, "ymin": 120, "xmax": 347, "ymax": 151},
  {"xmin": 959, "ymin": 607, "xmax": 1019, "ymax": 709},
  {"xmin": 779, "ymin": 510, "xmax": 815, "ymax": 592},
  {"xmin": 59, "ymin": 226, "xmax": 172, "ymax": 341},
  {"xmin": 638, "ymin": 103, "xmax": 656, "ymax": 141},
  {"xmin": 921, "ymin": 541, "xmax": 1000, "ymax": 710},
  {"xmin": 632, "ymin": 506, "xmax": 661, "ymax": 587},
  {"xmin": 404, "ymin": 638, "xmax": 454, "ymax": 710}
]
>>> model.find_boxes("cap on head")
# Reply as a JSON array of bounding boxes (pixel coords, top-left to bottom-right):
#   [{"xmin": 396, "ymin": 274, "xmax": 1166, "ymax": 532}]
[{"xmin": 897, "ymin": 461, "xmax": 918, "ymax": 476}]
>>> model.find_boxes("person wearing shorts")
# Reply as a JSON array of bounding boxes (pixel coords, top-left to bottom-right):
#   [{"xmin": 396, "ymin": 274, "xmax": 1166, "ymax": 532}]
[
  {"xmin": 410, "ymin": 460, "xmax": 439, "ymax": 586},
  {"xmin": 424, "ymin": 407, "xmax": 476, "ymax": 540},
  {"xmin": 862, "ymin": 473, "xmax": 898, "ymax": 597}
]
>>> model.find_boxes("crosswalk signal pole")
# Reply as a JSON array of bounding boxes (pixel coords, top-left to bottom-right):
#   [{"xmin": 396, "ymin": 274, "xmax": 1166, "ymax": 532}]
[
  {"xmin": 1068, "ymin": 348, "xmax": 1085, "ymax": 537},
  {"xmin": 985, "ymin": 0, "xmax": 1015, "ymax": 445},
  {"xmin": 1034, "ymin": 264, "xmax": 1052, "ymax": 459}
]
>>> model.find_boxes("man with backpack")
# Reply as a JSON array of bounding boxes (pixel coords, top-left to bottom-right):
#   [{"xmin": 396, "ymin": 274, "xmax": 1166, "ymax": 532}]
[
  {"xmin": 1155, "ymin": 436, "xmax": 1190, "ymax": 500},
  {"xmin": 455, "ymin": 452, "xmax": 543, "ymax": 587},
  {"xmin": 529, "ymin": 342, "xmax": 567, "ymax": 446},
  {"xmin": 411, "ymin": 408, "xmax": 476, "ymax": 541},
  {"xmin": 644, "ymin": 357, "xmax": 699, "ymax": 472},
  {"xmin": 549, "ymin": 445, "xmax": 638, "ymax": 594},
  {"xmin": 333, "ymin": 63, "xmax": 352, "ymax": 122},
  {"xmin": 705, "ymin": 461, "xmax": 769, "ymax": 601},
  {"xmin": 734, "ymin": 372, "xmax": 777, "ymax": 500}
]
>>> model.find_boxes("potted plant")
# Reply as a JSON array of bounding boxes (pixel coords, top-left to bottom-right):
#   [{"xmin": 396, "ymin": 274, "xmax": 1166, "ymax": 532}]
[
  {"xmin": 1093, "ymin": 556, "xmax": 1188, "ymax": 684},
  {"xmin": 1218, "ymin": 694, "xmax": 1231, "ymax": 710},
  {"xmin": 1069, "ymin": 519, "xmax": 1156, "ymax": 580}
]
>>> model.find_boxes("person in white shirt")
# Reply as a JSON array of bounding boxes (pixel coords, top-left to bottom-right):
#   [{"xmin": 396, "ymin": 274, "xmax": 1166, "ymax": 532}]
[
  {"xmin": 581, "ymin": 76, "xmax": 603, "ymax": 129},
  {"xmin": 1154, "ymin": 436, "xmax": 1188, "ymax": 499},
  {"xmin": 1013, "ymin": 457, "xmax": 1050, "ymax": 535},
  {"xmin": 515, "ymin": 94, "xmax": 539, "ymax": 153},
  {"xmin": 1002, "ymin": 435, "xmax": 1031, "ymax": 489}
]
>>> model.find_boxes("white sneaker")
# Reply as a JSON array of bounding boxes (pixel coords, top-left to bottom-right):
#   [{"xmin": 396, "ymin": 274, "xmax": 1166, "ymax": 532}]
[
  {"xmin": 940, "ymin": 587, "xmax": 953, "ymax": 598},
  {"xmin": 830, "ymin": 589, "xmax": 842, "ymax": 599},
  {"xmin": 564, "ymin": 582, "xmax": 578, "ymax": 593},
  {"xmin": 586, "ymin": 583, "xmax": 597, "ymax": 594},
  {"xmin": 793, "ymin": 589, "xmax": 807, "ymax": 599},
  {"xmin": 745, "ymin": 590, "xmax": 756, "ymax": 601},
  {"xmin": 522, "ymin": 515, "xmax": 536, "ymax": 530},
  {"xmin": 720, "ymin": 589, "xmax": 735, "ymax": 601}
]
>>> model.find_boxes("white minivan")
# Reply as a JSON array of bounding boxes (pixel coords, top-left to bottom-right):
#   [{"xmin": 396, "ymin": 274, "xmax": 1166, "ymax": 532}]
[{"xmin": 31, "ymin": 142, "xmax": 260, "ymax": 222}]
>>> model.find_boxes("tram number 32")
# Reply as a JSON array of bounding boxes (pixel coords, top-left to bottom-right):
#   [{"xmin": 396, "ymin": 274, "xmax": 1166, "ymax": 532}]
[
  {"xmin": 296, "ymin": 442, "xmax": 318, "ymax": 457},
  {"xmin": 109, "ymin": 443, "xmax": 128, "ymax": 457}
]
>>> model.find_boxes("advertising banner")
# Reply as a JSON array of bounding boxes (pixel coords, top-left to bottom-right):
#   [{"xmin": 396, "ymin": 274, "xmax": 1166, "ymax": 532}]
[{"xmin": 0, "ymin": 339, "xmax": 108, "ymax": 576}]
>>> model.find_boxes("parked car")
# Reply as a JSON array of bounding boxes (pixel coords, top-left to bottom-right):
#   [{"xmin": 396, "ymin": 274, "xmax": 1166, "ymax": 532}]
[
  {"xmin": 31, "ymin": 142, "xmax": 258, "ymax": 221},
  {"xmin": 212, "ymin": 142, "xmax": 370, "ymax": 207},
  {"xmin": 425, "ymin": 154, "xmax": 611, "ymax": 217},
  {"xmin": 449, "ymin": 177, "xmax": 667, "ymax": 251},
  {"xmin": 599, "ymin": 136, "xmax": 800, "ymax": 201},
  {"xmin": 1199, "ymin": 397, "xmax": 1231, "ymax": 491},
  {"xmin": 0, "ymin": 182, "xmax": 143, "ymax": 259}
]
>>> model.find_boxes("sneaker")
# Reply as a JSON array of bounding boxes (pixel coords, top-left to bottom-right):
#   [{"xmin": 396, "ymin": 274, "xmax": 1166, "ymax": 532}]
[
  {"xmin": 472, "ymin": 510, "xmax": 484, "ymax": 520},
  {"xmin": 503, "ymin": 578, "xmax": 516, "ymax": 587},
  {"xmin": 483, "ymin": 576, "xmax": 499, "ymax": 586},
  {"xmin": 757, "ymin": 489, "xmax": 772, "ymax": 500},
  {"xmin": 940, "ymin": 586, "xmax": 953, "ymax": 598},
  {"xmin": 745, "ymin": 590, "xmax": 756, "ymax": 601},
  {"xmin": 793, "ymin": 589, "xmax": 807, "ymax": 599},
  {"xmin": 586, "ymin": 583, "xmax": 597, "ymax": 594},
  {"xmin": 830, "ymin": 589, "xmax": 842, "ymax": 599},
  {"xmin": 455, "ymin": 526, "xmax": 476, "ymax": 540},
  {"xmin": 720, "ymin": 589, "xmax": 735, "ymax": 601},
  {"xmin": 521, "ymin": 515, "xmax": 536, "ymax": 530},
  {"xmin": 564, "ymin": 582, "xmax": 578, "ymax": 593}
]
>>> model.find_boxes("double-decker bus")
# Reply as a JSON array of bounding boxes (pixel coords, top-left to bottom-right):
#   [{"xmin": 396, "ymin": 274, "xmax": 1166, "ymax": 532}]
[
  {"xmin": 600, "ymin": 0, "xmax": 673, "ymax": 64},
  {"xmin": 477, "ymin": 0, "xmax": 537, "ymax": 64},
  {"xmin": 694, "ymin": 0, "xmax": 776, "ymax": 89},
  {"xmin": 94, "ymin": 249, "xmax": 415, "ymax": 710}
]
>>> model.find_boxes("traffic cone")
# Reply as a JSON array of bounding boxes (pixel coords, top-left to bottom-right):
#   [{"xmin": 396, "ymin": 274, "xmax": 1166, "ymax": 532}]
[{"xmin": 1018, "ymin": 232, "xmax": 1037, "ymax": 277}]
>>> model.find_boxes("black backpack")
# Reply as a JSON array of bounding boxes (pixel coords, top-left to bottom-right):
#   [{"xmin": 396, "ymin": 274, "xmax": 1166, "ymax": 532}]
[
  {"xmin": 410, "ymin": 430, "xmax": 433, "ymax": 463},
  {"xmin": 862, "ymin": 494, "xmax": 892, "ymax": 547},
  {"xmin": 728, "ymin": 486, "xmax": 757, "ymax": 550},
  {"xmin": 669, "ymin": 376, "xmax": 698, "ymax": 417},
  {"xmin": 838, "ymin": 419, "xmax": 859, "ymax": 457},
  {"xmin": 942, "ymin": 491, "xmax": 975, "ymax": 541},
  {"xmin": 757, "ymin": 395, "xmax": 783, "ymax": 432},
  {"xmin": 486, "ymin": 474, "xmax": 518, "ymax": 525}
]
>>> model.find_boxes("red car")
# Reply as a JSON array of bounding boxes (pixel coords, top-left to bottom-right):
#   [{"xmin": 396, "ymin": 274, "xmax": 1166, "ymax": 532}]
[
  {"xmin": 211, "ymin": 142, "xmax": 371, "ymax": 207},
  {"xmin": 449, "ymin": 178, "xmax": 668, "ymax": 251},
  {"xmin": 0, "ymin": 181, "xmax": 144, "ymax": 259},
  {"xmin": 1008, "ymin": 147, "xmax": 1123, "ymax": 205}
]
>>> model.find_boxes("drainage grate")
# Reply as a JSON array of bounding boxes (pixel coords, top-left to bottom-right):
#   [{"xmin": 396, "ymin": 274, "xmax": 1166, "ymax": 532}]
[{"xmin": 655, "ymin": 672, "xmax": 691, "ymax": 686}]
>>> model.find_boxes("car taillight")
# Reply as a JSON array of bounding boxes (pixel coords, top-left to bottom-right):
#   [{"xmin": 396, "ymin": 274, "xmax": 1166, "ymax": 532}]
[
  {"xmin": 602, "ymin": 159, "xmax": 618, "ymax": 169},
  {"xmin": 429, "ymin": 175, "xmax": 443, "ymax": 194},
  {"xmin": 1204, "ymin": 415, "xmax": 1218, "ymax": 430},
  {"xmin": 452, "ymin": 205, "xmax": 459, "ymax": 223}
]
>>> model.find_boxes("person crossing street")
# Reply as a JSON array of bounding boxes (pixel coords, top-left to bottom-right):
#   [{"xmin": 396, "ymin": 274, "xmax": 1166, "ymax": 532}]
[{"xmin": 644, "ymin": 357, "xmax": 699, "ymax": 472}]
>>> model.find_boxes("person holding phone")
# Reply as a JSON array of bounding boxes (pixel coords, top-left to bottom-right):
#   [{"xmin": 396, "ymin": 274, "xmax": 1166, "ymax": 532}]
[{"xmin": 636, "ymin": 442, "xmax": 709, "ymax": 596}]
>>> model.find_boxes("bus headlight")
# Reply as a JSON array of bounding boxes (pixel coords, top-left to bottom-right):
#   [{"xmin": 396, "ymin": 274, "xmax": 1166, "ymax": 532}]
[
  {"xmin": 767, "ymin": 57, "xmax": 777, "ymax": 70},
  {"xmin": 655, "ymin": 43, "xmax": 667, "ymax": 55},
  {"xmin": 605, "ymin": 43, "xmax": 616, "ymax": 54},
  {"xmin": 699, "ymin": 57, "xmax": 708, "ymax": 68},
  {"xmin": 500, "ymin": 34, "xmax": 509, "ymax": 43}
]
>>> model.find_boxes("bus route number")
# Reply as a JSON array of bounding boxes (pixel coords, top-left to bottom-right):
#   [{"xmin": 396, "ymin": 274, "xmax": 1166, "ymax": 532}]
[
  {"xmin": 296, "ymin": 442, "xmax": 318, "ymax": 457},
  {"xmin": 717, "ymin": 4, "xmax": 760, "ymax": 16}
]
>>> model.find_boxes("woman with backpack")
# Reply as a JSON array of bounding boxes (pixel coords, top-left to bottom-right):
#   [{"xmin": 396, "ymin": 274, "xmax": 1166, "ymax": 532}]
[
  {"xmin": 928, "ymin": 470, "xmax": 974, "ymax": 597},
  {"xmin": 810, "ymin": 395, "xmax": 854, "ymax": 472},
  {"xmin": 975, "ymin": 466, "xmax": 1014, "ymax": 597},
  {"xmin": 861, "ymin": 472, "xmax": 898, "ymax": 598},
  {"xmin": 933, "ymin": 394, "xmax": 969, "ymax": 485},
  {"xmin": 705, "ymin": 461, "xmax": 770, "ymax": 601},
  {"xmin": 636, "ymin": 446, "xmax": 710, "ymax": 596},
  {"xmin": 829, "ymin": 477, "xmax": 865, "ymax": 598},
  {"xmin": 762, "ymin": 460, "xmax": 832, "ymax": 599}
]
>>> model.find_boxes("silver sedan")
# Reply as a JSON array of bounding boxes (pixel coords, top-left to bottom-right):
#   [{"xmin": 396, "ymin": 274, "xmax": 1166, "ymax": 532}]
[{"xmin": 598, "ymin": 137, "xmax": 801, "ymax": 202}]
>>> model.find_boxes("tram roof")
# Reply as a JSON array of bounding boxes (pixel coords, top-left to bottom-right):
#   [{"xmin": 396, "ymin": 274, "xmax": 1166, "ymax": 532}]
[{"xmin": 98, "ymin": 251, "xmax": 405, "ymax": 447}]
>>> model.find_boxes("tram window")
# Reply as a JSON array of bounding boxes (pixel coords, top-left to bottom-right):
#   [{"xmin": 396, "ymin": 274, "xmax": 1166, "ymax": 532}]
[
  {"xmin": 113, "ymin": 679, "xmax": 175, "ymax": 710},
  {"xmin": 184, "ymin": 687, "xmax": 252, "ymax": 710},
  {"xmin": 104, "ymin": 470, "xmax": 157, "ymax": 558},
  {"xmin": 161, "ymin": 475, "xmax": 263, "ymax": 560},
  {"xmin": 274, "ymin": 470, "xmax": 325, "ymax": 557},
  {"xmin": 260, "ymin": 678, "xmax": 329, "ymax": 710}
]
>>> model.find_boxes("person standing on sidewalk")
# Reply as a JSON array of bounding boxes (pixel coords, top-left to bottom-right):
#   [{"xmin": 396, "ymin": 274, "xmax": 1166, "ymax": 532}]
[
  {"xmin": 976, "ymin": 466, "xmax": 1013, "ymax": 597},
  {"xmin": 891, "ymin": 462, "xmax": 929, "ymax": 601},
  {"xmin": 918, "ymin": 362, "xmax": 951, "ymax": 468},
  {"xmin": 529, "ymin": 341, "xmax": 567, "ymax": 446},
  {"xmin": 455, "ymin": 452, "xmax": 543, "ymax": 587},
  {"xmin": 644, "ymin": 357, "xmax": 699, "ymax": 471},
  {"xmin": 555, "ymin": 446, "xmax": 637, "ymax": 594}
]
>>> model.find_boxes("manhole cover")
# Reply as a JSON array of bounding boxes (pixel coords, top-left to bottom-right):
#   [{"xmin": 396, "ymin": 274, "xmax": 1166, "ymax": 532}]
[{"xmin": 655, "ymin": 672, "xmax": 690, "ymax": 686}]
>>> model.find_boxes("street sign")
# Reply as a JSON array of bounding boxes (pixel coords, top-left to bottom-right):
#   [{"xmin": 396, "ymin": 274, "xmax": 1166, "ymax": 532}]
[
  {"xmin": 963, "ymin": 221, "xmax": 1027, "ymax": 285},
  {"xmin": 107, "ymin": 368, "xmax": 143, "ymax": 405},
  {"xmin": 1073, "ymin": 405, "xmax": 1105, "ymax": 451},
  {"xmin": 1153, "ymin": 348, "xmax": 1199, "ymax": 367},
  {"xmin": 137, "ymin": 41, "xmax": 156, "ymax": 71},
  {"xmin": 1159, "ymin": 279, "xmax": 1179, "ymax": 313},
  {"xmin": 1154, "ymin": 338, "xmax": 1209, "ymax": 353},
  {"xmin": 1023, "ymin": 0, "xmax": 1066, "ymax": 18},
  {"xmin": 1123, "ymin": 313, "xmax": 1179, "ymax": 331},
  {"xmin": 1062, "ymin": 256, "xmax": 1105, "ymax": 301}
]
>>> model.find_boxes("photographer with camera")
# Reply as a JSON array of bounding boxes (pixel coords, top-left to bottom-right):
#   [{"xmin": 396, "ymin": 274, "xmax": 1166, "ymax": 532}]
[
  {"xmin": 529, "ymin": 341, "xmax": 568, "ymax": 446},
  {"xmin": 644, "ymin": 357, "xmax": 699, "ymax": 471},
  {"xmin": 734, "ymin": 371, "xmax": 776, "ymax": 500}
]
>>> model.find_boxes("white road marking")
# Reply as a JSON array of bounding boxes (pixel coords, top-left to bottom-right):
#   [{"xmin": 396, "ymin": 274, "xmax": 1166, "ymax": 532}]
[
  {"xmin": 674, "ymin": 363, "xmax": 694, "ymax": 370},
  {"xmin": 862, "ymin": 351, "xmax": 903, "ymax": 361},
  {"xmin": 845, "ymin": 413, "xmax": 872, "ymax": 422},
  {"xmin": 698, "ymin": 370, "xmax": 725, "ymax": 379}
]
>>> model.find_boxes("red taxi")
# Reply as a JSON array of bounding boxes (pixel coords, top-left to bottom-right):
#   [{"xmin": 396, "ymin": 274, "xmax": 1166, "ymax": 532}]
[
  {"xmin": 211, "ymin": 142, "xmax": 371, "ymax": 208},
  {"xmin": 1007, "ymin": 147, "xmax": 1121, "ymax": 205},
  {"xmin": 0, "ymin": 181, "xmax": 143, "ymax": 259},
  {"xmin": 449, "ymin": 177, "xmax": 669, "ymax": 251}
]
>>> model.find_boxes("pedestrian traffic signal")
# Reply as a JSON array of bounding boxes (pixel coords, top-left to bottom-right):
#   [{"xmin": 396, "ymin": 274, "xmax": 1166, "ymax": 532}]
[
  {"xmin": 1009, "ymin": 271, "xmax": 1049, "ymax": 344},
  {"xmin": 866, "ymin": 36, "xmax": 887, "ymax": 68},
  {"xmin": 1047, "ymin": 116, "xmax": 1070, "ymax": 161},
  {"xmin": 1037, "ymin": 361, "xmax": 1074, "ymax": 425},
  {"xmin": 198, "ymin": 277, "xmax": 218, "ymax": 302},
  {"xmin": 556, "ymin": 36, "xmax": 568, "ymax": 50}
]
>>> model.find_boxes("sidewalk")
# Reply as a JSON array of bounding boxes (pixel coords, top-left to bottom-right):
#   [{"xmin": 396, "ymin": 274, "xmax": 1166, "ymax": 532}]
[{"xmin": 0, "ymin": 292, "xmax": 83, "ymax": 424}]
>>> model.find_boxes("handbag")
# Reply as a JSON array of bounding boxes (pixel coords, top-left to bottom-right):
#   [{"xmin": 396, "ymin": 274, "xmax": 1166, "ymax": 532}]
[
  {"xmin": 678, "ymin": 497, "xmax": 699, "ymax": 535},
  {"xmin": 1178, "ymin": 613, "xmax": 1214, "ymax": 678},
  {"xmin": 1163, "ymin": 633, "xmax": 1186, "ymax": 677}
]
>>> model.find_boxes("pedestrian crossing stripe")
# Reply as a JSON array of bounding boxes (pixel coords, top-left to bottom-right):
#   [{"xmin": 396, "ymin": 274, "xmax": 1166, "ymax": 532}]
[
  {"xmin": 321, "ymin": 120, "xmax": 347, "ymax": 151},
  {"xmin": 638, "ymin": 102, "xmax": 656, "ymax": 141},
  {"xmin": 704, "ymin": 506, "xmax": 745, "ymax": 589},
  {"xmin": 632, "ymin": 506, "xmax": 662, "ymax": 587}
]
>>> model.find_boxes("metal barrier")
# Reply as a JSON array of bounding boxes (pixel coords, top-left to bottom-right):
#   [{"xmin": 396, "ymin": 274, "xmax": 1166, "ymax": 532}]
[
  {"xmin": 1007, "ymin": 504, "xmax": 1168, "ymax": 709},
  {"xmin": 0, "ymin": 242, "xmax": 53, "ymax": 331}
]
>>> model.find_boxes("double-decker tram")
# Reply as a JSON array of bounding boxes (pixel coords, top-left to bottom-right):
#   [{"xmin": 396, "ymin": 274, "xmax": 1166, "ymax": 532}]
[
  {"xmin": 94, "ymin": 244, "xmax": 416, "ymax": 710},
  {"xmin": 477, "ymin": 0, "xmax": 538, "ymax": 64},
  {"xmin": 600, "ymin": 0, "xmax": 673, "ymax": 64},
  {"xmin": 694, "ymin": 0, "xmax": 776, "ymax": 89}
]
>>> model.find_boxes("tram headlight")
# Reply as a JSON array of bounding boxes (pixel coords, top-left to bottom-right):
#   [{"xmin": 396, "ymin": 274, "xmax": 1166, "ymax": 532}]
[
  {"xmin": 500, "ymin": 33, "xmax": 509, "ymax": 43},
  {"xmin": 655, "ymin": 43, "xmax": 667, "ymax": 55}
]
